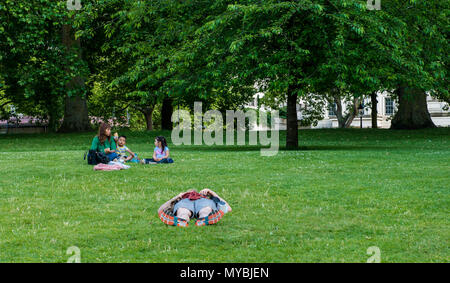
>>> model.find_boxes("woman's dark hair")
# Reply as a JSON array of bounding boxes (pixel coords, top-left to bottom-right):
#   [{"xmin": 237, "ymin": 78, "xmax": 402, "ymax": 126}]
[
  {"xmin": 98, "ymin": 123, "xmax": 111, "ymax": 145},
  {"xmin": 155, "ymin": 136, "xmax": 168, "ymax": 151}
]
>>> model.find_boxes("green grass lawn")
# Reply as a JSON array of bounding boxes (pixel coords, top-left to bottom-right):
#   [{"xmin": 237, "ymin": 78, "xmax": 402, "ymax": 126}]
[{"xmin": 0, "ymin": 128, "xmax": 449, "ymax": 262}]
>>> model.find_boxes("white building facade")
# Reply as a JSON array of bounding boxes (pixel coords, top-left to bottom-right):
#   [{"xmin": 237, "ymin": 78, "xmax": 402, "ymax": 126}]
[{"xmin": 246, "ymin": 91, "xmax": 450, "ymax": 129}]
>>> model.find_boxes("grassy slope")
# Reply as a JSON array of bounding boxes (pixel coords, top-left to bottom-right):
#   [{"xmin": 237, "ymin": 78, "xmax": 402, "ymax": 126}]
[{"xmin": 0, "ymin": 128, "xmax": 448, "ymax": 262}]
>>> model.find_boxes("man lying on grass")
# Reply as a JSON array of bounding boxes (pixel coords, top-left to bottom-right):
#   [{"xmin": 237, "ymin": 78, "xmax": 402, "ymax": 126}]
[{"xmin": 158, "ymin": 189, "xmax": 232, "ymax": 227}]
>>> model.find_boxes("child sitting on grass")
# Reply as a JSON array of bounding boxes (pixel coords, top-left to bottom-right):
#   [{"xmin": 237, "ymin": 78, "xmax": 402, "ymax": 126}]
[
  {"xmin": 116, "ymin": 135, "xmax": 137, "ymax": 162},
  {"xmin": 140, "ymin": 136, "xmax": 174, "ymax": 164}
]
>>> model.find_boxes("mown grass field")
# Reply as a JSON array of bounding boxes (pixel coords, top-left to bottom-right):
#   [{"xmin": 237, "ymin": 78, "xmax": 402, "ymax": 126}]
[{"xmin": 0, "ymin": 128, "xmax": 449, "ymax": 262}]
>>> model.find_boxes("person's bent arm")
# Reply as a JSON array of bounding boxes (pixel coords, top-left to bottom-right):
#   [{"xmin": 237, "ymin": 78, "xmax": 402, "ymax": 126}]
[
  {"xmin": 200, "ymin": 188, "xmax": 232, "ymax": 212},
  {"xmin": 106, "ymin": 140, "xmax": 116, "ymax": 154},
  {"xmin": 162, "ymin": 149, "xmax": 169, "ymax": 159},
  {"xmin": 158, "ymin": 190, "xmax": 195, "ymax": 213},
  {"xmin": 125, "ymin": 149, "xmax": 135, "ymax": 161},
  {"xmin": 158, "ymin": 192, "xmax": 185, "ymax": 213},
  {"xmin": 105, "ymin": 141, "xmax": 116, "ymax": 154},
  {"xmin": 153, "ymin": 150, "xmax": 161, "ymax": 162}
]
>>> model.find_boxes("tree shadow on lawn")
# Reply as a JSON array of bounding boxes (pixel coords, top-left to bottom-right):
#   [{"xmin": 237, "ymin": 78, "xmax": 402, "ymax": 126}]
[{"xmin": 174, "ymin": 144, "xmax": 402, "ymax": 152}]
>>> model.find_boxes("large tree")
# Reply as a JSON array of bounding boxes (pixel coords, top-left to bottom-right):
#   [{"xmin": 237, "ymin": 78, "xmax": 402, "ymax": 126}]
[
  {"xmin": 0, "ymin": 0, "xmax": 91, "ymax": 132},
  {"xmin": 59, "ymin": 16, "xmax": 91, "ymax": 132},
  {"xmin": 388, "ymin": 0, "xmax": 449, "ymax": 129},
  {"xmin": 74, "ymin": 0, "xmax": 193, "ymax": 130},
  {"xmin": 2, "ymin": 0, "xmax": 446, "ymax": 134},
  {"xmin": 74, "ymin": 0, "xmax": 255, "ymax": 131},
  {"xmin": 185, "ymin": 0, "xmax": 408, "ymax": 148}
]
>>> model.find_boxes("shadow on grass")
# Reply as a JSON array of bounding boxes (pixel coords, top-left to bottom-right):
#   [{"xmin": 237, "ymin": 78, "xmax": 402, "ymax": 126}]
[{"xmin": 174, "ymin": 144, "xmax": 400, "ymax": 152}]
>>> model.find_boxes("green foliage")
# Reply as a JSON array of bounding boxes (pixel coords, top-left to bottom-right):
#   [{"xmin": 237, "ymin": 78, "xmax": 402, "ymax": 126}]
[
  {"xmin": 1, "ymin": 0, "xmax": 448, "ymax": 131},
  {"xmin": 0, "ymin": 0, "xmax": 89, "ymax": 131},
  {"xmin": 184, "ymin": 0, "xmax": 448, "ymax": 131},
  {"xmin": 298, "ymin": 94, "xmax": 327, "ymax": 127}
]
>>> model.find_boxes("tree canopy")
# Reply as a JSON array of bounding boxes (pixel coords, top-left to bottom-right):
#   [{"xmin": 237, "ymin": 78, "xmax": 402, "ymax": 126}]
[{"xmin": 0, "ymin": 0, "xmax": 448, "ymax": 143}]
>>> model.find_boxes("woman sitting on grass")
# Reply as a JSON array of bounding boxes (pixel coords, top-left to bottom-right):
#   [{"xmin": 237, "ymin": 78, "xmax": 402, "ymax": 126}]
[
  {"xmin": 90, "ymin": 123, "xmax": 118, "ymax": 162},
  {"xmin": 158, "ymin": 189, "xmax": 232, "ymax": 227},
  {"xmin": 140, "ymin": 136, "xmax": 174, "ymax": 164}
]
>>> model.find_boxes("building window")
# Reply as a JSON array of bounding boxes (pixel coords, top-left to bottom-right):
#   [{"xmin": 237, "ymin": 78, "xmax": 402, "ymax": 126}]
[
  {"xmin": 385, "ymin": 97, "xmax": 394, "ymax": 115},
  {"xmin": 328, "ymin": 103, "xmax": 336, "ymax": 116}
]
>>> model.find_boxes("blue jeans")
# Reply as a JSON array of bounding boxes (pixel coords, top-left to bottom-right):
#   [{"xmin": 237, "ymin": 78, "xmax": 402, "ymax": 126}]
[
  {"xmin": 107, "ymin": 152, "xmax": 119, "ymax": 161},
  {"xmin": 144, "ymin": 158, "xmax": 174, "ymax": 164},
  {"xmin": 173, "ymin": 198, "xmax": 217, "ymax": 218}
]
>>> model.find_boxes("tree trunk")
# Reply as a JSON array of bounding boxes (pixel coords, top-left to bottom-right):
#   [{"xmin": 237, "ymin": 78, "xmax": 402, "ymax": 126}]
[
  {"xmin": 332, "ymin": 95, "xmax": 359, "ymax": 128},
  {"xmin": 59, "ymin": 96, "xmax": 91, "ymax": 132},
  {"xmin": 59, "ymin": 22, "xmax": 90, "ymax": 132},
  {"xmin": 390, "ymin": 87, "xmax": 436, "ymax": 129},
  {"xmin": 343, "ymin": 98, "xmax": 360, "ymax": 128},
  {"xmin": 161, "ymin": 96, "xmax": 174, "ymax": 130},
  {"xmin": 370, "ymin": 91, "xmax": 378, "ymax": 129},
  {"xmin": 333, "ymin": 96, "xmax": 346, "ymax": 128},
  {"xmin": 48, "ymin": 113, "xmax": 57, "ymax": 133},
  {"xmin": 43, "ymin": 85, "xmax": 62, "ymax": 133},
  {"xmin": 286, "ymin": 84, "xmax": 298, "ymax": 149},
  {"xmin": 46, "ymin": 102, "xmax": 59, "ymax": 133},
  {"xmin": 142, "ymin": 107, "xmax": 154, "ymax": 131}
]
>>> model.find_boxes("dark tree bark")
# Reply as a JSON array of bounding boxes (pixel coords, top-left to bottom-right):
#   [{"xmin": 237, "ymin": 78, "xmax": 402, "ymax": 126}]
[
  {"xmin": 286, "ymin": 84, "xmax": 298, "ymax": 149},
  {"xmin": 45, "ymin": 93, "xmax": 61, "ymax": 133},
  {"xmin": 3, "ymin": 75, "xmax": 20, "ymax": 108},
  {"xmin": 141, "ymin": 107, "xmax": 154, "ymax": 131},
  {"xmin": 59, "ymin": 22, "xmax": 91, "ymax": 132},
  {"xmin": 390, "ymin": 87, "xmax": 436, "ymax": 129},
  {"xmin": 47, "ymin": 112, "xmax": 58, "ymax": 133},
  {"xmin": 59, "ymin": 95, "xmax": 90, "ymax": 132},
  {"xmin": 370, "ymin": 91, "xmax": 378, "ymax": 129},
  {"xmin": 161, "ymin": 96, "xmax": 174, "ymax": 130}
]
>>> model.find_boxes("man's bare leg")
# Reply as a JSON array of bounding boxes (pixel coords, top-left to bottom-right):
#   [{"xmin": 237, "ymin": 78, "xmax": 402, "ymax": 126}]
[
  {"xmin": 198, "ymin": 207, "xmax": 212, "ymax": 219},
  {"xmin": 176, "ymin": 208, "xmax": 192, "ymax": 221},
  {"xmin": 196, "ymin": 206, "xmax": 225, "ymax": 226}
]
